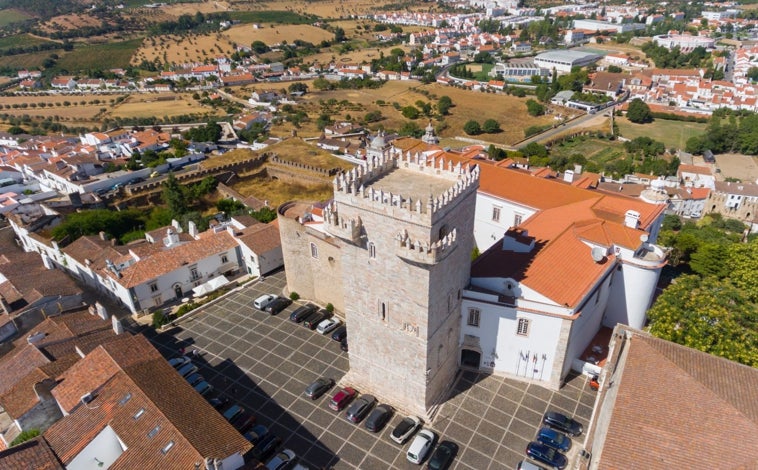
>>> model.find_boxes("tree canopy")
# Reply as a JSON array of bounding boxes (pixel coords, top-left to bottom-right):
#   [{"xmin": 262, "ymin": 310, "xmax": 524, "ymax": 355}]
[{"xmin": 626, "ymin": 99, "xmax": 653, "ymax": 124}]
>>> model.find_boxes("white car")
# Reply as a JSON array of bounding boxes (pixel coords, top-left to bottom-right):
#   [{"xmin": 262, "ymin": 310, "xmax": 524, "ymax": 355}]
[
  {"xmin": 253, "ymin": 294, "xmax": 277, "ymax": 310},
  {"xmin": 407, "ymin": 428, "xmax": 436, "ymax": 464},
  {"xmin": 266, "ymin": 449, "xmax": 296, "ymax": 470},
  {"xmin": 316, "ymin": 317, "xmax": 342, "ymax": 335}
]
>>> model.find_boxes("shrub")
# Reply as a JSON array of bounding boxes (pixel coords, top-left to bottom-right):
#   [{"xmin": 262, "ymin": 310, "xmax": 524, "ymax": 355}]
[
  {"xmin": 10, "ymin": 429, "xmax": 40, "ymax": 447},
  {"xmin": 152, "ymin": 311, "xmax": 170, "ymax": 328},
  {"xmin": 290, "ymin": 292, "xmax": 300, "ymax": 300},
  {"xmin": 325, "ymin": 303, "xmax": 334, "ymax": 312},
  {"xmin": 176, "ymin": 303, "xmax": 197, "ymax": 317}
]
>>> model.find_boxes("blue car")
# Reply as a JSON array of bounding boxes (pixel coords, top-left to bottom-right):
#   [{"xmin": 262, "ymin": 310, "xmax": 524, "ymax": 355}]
[
  {"xmin": 526, "ymin": 441, "xmax": 568, "ymax": 470},
  {"xmin": 542, "ymin": 411, "xmax": 583, "ymax": 437},
  {"xmin": 536, "ymin": 427, "xmax": 571, "ymax": 452}
]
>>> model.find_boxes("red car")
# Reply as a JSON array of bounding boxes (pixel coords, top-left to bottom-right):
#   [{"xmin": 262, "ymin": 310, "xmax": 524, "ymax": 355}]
[{"xmin": 328, "ymin": 387, "xmax": 356, "ymax": 411}]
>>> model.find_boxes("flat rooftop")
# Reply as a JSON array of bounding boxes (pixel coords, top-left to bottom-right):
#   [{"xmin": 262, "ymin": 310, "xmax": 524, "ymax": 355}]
[{"xmin": 367, "ymin": 167, "xmax": 455, "ymax": 204}]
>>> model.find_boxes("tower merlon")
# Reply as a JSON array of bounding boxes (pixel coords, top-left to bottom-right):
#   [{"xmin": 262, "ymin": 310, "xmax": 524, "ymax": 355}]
[{"xmin": 395, "ymin": 227, "xmax": 458, "ymax": 265}]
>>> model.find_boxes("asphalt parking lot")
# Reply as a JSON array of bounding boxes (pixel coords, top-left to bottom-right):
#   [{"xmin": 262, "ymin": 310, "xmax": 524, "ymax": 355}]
[{"xmin": 146, "ymin": 272, "xmax": 596, "ymax": 469}]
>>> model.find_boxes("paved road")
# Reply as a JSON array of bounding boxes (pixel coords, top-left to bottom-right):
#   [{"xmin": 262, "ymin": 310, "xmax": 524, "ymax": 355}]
[{"xmin": 146, "ymin": 272, "xmax": 596, "ymax": 469}]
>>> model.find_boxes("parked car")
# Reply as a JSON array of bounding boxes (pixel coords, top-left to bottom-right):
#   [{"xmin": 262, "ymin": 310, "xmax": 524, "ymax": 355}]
[
  {"xmin": 536, "ymin": 427, "xmax": 572, "ymax": 452},
  {"xmin": 305, "ymin": 377, "xmax": 334, "ymax": 400},
  {"xmin": 254, "ymin": 294, "xmax": 277, "ymax": 310},
  {"xmin": 526, "ymin": 442, "xmax": 568, "ymax": 470},
  {"xmin": 407, "ymin": 428, "xmax": 436, "ymax": 464},
  {"xmin": 316, "ymin": 317, "xmax": 342, "ymax": 335},
  {"xmin": 243, "ymin": 424, "xmax": 269, "ymax": 445},
  {"xmin": 222, "ymin": 404, "xmax": 244, "ymax": 422},
  {"xmin": 345, "ymin": 394, "xmax": 376, "ymax": 423},
  {"xmin": 265, "ymin": 297, "xmax": 292, "ymax": 315},
  {"xmin": 168, "ymin": 356, "xmax": 191, "ymax": 368},
  {"xmin": 340, "ymin": 338, "xmax": 348, "ymax": 352},
  {"xmin": 185, "ymin": 372, "xmax": 204, "ymax": 386},
  {"xmin": 290, "ymin": 304, "xmax": 318, "ymax": 323},
  {"xmin": 176, "ymin": 363, "xmax": 198, "ymax": 378},
  {"xmin": 193, "ymin": 381, "xmax": 213, "ymax": 396},
  {"xmin": 303, "ymin": 310, "xmax": 328, "ymax": 330},
  {"xmin": 391, "ymin": 415, "xmax": 421, "ymax": 444},
  {"xmin": 230, "ymin": 412, "xmax": 256, "ymax": 433},
  {"xmin": 208, "ymin": 396, "xmax": 229, "ymax": 410},
  {"xmin": 250, "ymin": 434, "xmax": 282, "ymax": 462},
  {"xmin": 517, "ymin": 459, "xmax": 548, "ymax": 470},
  {"xmin": 266, "ymin": 449, "xmax": 296, "ymax": 470},
  {"xmin": 331, "ymin": 326, "xmax": 347, "ymax": 342},
  {"xmin": 329, "ymin": 387, "xmax": 356, "ymax": 411},
  {"xmin": 542, "ymin": 411, "xmax": 583, "ymax": 437},
  {"xmin": 364, "ymin": 404, "xmax": 393, "ymax": 432},
  {"xmin": 427, "ymin": 440, "xmax": 458, "ymax": 470}
]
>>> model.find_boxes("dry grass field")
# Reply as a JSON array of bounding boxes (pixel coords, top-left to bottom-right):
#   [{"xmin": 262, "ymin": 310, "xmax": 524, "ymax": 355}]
[
  {"xmin": 0, "ymin": 94, "xmax": 125, "ymax": 125},
  {"xmin": 266, "ymin": 138, "xmax": 353, "ymax": 170},
  {"xmin": 239, "ymin": 0, "xmax": 431, "ymax": 18},
  {"xmin": 232, "ymin": 176, "xmax": 333, "ymax": 208},
  {"xmin": 224, "ymin": 23, "xmax": 334, "ymax": 47},
  {"xmin": 40, "ymin": 14, "xmax": 103, "ymax": 33},
  {"xmin": 132, "ymin": 33, "xmax": 237, "ymax": 66},
  {"xmin": 293, "ymin": 81, "xmax": 553, "ymax": 145},
  {"xmin": 108, "ymin": 93, "xmax": 221, "ymax": 119},
  {"xmin": 712, "ymin": 153, "xmax": 758, "ymax": 182},
  {"xmin": 161, "ymin": 1, "xmax": 233, "ymax": 16}
]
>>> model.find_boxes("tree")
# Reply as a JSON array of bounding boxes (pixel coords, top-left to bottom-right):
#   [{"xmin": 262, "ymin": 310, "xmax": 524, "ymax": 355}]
[
  {"xmin": 525, "ymin": 99, "xmax": 546, "ymax": 117},
  {"xmin": 162, "ymin": 173, "xmax": 188, "ymax": 216},
  {"xmin": 437, "ymin": 95, "xmax": 452, "ymax": 115},
  {"xmin": 647, "ymin": 275, "xmax": 757, "ymax": 367},
  {"xmin": 626, "ymin": 98, "xmax": 653, "ymax": 123},
  {"xmin": 312, "ymin": 77, "xmax": 332, "ymax": 90},
  {"xmin": 463, "ymin": 120, "xmax": 481, "ymax": 135},
  {"xmin": 482, "ymin": 119, "xmax": 501, "ymax": 133},
  {"xmin": 288, "ymin": 82, "xmax": 308, "ymax": 94},
  {"xmin": 401, "ymin": 106, "xmax": 420, "ymax": 119},
  {"xmin": 334, "ymin": 27, "xmax": 346, "ymax": 43}
]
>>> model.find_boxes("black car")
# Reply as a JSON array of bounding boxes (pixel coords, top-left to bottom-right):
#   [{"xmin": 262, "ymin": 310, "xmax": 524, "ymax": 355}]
[
  {"xmin": 303, "ymin": 310, "xmax": 329, "ymax": 330},
  {"xmin": 230, "ymin": 411, "xmax": 256, "ymax": 434},
  {"xmin": 542, "ymin": 411, "xmax": 583, "ymax": 437},
  {"xmin": 340, "ymin": 338, "xmax": 348, "ymax": 352},
  {"xmin": 345, "ymin": 394, "xmax": 376, "ymax": 423},
  {"xmin": 364, "ymin": 404, "xmax": 393, "ymax": 432},
  {"xmin": 290, "ymin": 304, "xmax": 318, "ymax": 323},
  {"xmin": 305, "ymin": 377, "xmax": 334, "ymax": 400},
  {"xmin": 526, "ymin": 441, "xmax": 568, "ymax": 470},
  {"xmin": 265, "ymin": 297, "xmax": 292, "ymax": 315},
  {"xmin": 331, "ymin": 326, "xmax": 347, "ymax": 342},
  {"xmin": 427, "ymin": 440, "xmax": 458, "ymax": 470},
  {"xmin": 250, "ymin": 434, "xmax": 282, "ymax": 462}
]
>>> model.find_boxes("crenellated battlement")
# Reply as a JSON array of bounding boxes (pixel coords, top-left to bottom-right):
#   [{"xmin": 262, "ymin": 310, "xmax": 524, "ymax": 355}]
[
  {"xmin": 323, "ymin": 203, "xmax": 362, "ymax": 243},
  {"xmin": 395, "ymin": 227, "xmax": 458, "ymax": 265},
  {"xmin": 331, "ymin": 146, "xmax": 480, "ymax": 225}
]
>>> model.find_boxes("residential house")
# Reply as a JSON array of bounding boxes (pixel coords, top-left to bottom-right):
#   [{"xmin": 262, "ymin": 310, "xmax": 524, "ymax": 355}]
[{"xmin": 50, "ymin": 77, "xmax": 76, "ymax": 90}]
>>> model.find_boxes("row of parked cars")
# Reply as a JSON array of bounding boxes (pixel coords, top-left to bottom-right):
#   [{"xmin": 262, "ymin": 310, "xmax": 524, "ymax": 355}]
[
  {"xmin": 518, "ymin": 411, "xmax": 584, "ymax": 470},
  {"xmin": 168, "ymin": 354, "xmax": 308, "ymax": 469},
  {"xmin": 303, "ymin": 377, "xmax": 457, "ymax": 469},
  {"xmin": 254, "ymin": 294, "xmax": 348, "ymax": 351}
]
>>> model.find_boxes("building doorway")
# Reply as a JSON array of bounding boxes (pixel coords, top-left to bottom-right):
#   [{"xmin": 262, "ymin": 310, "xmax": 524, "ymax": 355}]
[
  {"xmin": 460, "ymin": 349, "xmax": 481, "ymax": 369},
  {"xmin": 173, "ymin": 285, "xmax": 183, "ymax": 300}
]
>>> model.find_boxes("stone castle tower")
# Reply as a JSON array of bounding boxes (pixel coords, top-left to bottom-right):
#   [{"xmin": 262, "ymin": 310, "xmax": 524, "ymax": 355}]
[{"xmin": 321, "ymin": 139, "xmax": 479, "ymax": 418}]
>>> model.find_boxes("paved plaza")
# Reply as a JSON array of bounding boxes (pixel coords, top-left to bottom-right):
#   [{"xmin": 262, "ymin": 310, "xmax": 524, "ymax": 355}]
[{"xmin": 144, "ymin": 272, "xmax": 596, "ymax": 469}]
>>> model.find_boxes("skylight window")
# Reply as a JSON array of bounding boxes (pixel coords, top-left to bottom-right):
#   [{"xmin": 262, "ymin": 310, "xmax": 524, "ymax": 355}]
[
  {"xmin": 161, "ymin": 441, "xmax": 174, "ymax": 455},
  {"xmin": 133, "ymin": 408, "xmax": 145, "ymax": 420},
  {"xmin": 147, "ymin": 425, "xmax": 160, "ymax": 438},
  {"xmin": 118, "ymin": 392, "xmax": 132, "ymax": 406}
]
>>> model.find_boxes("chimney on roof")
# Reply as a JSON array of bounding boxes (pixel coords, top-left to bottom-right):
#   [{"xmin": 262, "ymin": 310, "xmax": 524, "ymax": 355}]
[
  {"xmin": 574, "ymin": 164, "xmax": 583, "ymax": 174},
  {"xmin": 188, "ymin": 220, "xmax": 199, "ymax": 238},
  {"xmin": 99, "ymin": 231, "xmax": 107, "ymax": 241},
  {"xmin": 502, "ymin": 228, "xmax": 535, "ymax": 253},
  {"xmin": 95, "ymin": 302, "xmax": 108, "ymax": 320},
  {"xmin": 624, "ymin": 210, "xmax": 641, "ymax": 229},
  {"xmin": 112, "ymin": 315, "xmax": 124, "ymax": 335},
  {"xmin": 27, "ymin": 331, "xmax": 45, "ymax": 344},
  {"xmin": 563, "ymin": 169, "xmax": 574, "ymax": 183},
  {"xmin": 0, "ymin": 295, "xmax": 10, "ymax": 315},
  {"xmin": 171, "ymin": 219, "xmax": 182, "ymax": 232}
]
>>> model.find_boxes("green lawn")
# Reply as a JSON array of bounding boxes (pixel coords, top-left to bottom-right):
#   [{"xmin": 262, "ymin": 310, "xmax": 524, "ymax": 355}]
[
  {"xmin": 228, "ymin": 11, "xmax": 320, "ymax": 24},
  {"xmin": 616, "ymin": 117, "xmax": 707, "ymax": 150},
  {"xmin": 0, "ymin": 33, "xmax": 57, "ymax": 51},
  {"xmin": 54, "ymin": 39, "xmax": 142, "ymax": 72},
  {"xmin": 0, "ymin": 9, "xmax": 32, "ymax": 28},
  {"xmin": 0, "ymin": 51, "xmax": 50, "ymax": 69}
]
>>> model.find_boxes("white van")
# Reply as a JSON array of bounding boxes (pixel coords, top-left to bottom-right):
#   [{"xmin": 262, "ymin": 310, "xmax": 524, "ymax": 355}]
[
  {"xmin": 517, "ymin": 459, "xmax": 548, "ymax": 470},
  {"xmin": 253, "ymin": 294, "xmax": 276, "ymax": 310}
]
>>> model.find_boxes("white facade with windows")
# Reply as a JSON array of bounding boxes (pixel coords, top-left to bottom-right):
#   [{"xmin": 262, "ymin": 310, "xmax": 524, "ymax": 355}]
[{"xmin": 473, "ymin": 192, "xmax": 537, "ymax": 252}]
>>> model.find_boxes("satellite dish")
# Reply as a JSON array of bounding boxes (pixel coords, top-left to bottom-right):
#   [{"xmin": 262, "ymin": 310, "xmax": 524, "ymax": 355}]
[
  {"xmin": 640, "ymin": 234, "xmax": 649, "ymax": 243},
  {"xmin": 591, "ymin": 247, "xmax": 606, "ymax": 263}
]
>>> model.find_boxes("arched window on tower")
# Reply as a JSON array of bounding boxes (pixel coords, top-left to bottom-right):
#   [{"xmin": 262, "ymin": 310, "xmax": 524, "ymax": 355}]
[
  {"xmin": 380, "ymin": 302, "xmax": 388, "ymax": 322},
  {"xmin": 368, "ymin": 242, "xmax": 376, "ymax": 259},
  {"xmin": 310, "ymin": 243, "xmax": 318, "ymax": 259}
]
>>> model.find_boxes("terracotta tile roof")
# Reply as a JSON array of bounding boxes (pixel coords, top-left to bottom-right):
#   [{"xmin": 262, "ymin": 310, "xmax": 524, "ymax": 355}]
[
  {"xmin": 236, "ymin": 222, "xmax": 281, "ymax": 254},
  {"xmin": 0, "ymin": 345, "xmax": 50, "ymax": 396},
  {"xmin": 0, "ymin": 436, "xmax": 64, "ymax": 469},
  {"xmin": 61, "ymin": 235, "xmax": 129, "ymax": 273},
  {"xmin": 0, "ymin": 368, "xmax": 52, "ymax": 418},
  {"xmin": 678, "ymin": 163, "xmax": 713, "ymax": 175},
  {"xmin": 597, "ymin": 327, "xmax": 758, "ymax": 469},
  {"xmin": 0, "ymin": 252, "xmax": 81, "ymax": 313},
  {"xmin": 45, "ymin": 335, "xmax": 251, "ymax": 467},
  {"xmin": 110, "ymin": 231, "xmax": 239, "ymax": 288}
]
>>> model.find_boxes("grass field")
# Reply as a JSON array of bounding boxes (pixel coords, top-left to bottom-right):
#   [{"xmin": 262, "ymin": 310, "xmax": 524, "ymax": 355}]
[
  {"xmin": 55, "ymin": 39, "xmax": 143, "ymax": 72},
  {"xmin": 132, "ymin": 33, "xmax": 236, "ymax": 66},
  {"xmin": 616, "ymin": 117, "xmax": 707, "ymax": 150},
  {"xmin": 232, "ymin": 176, "xmax": 333, "ymax": 208},
  {"xmin": 0, "ymin": 50, "xmax": 50, "ymax": 69},
  {"xmin": 224, "ymin": 23, "xmax": 334, "ymax": 47},
  {"xmin": 549, "ymin": 135, "xmax": 626, "ymax": 166},
  {"xmin": 108, "ymin": 93, "xmax": 220, "ymax": 119},
  {"xmin": 0, "ymin": 9, "xmax": 32, "ymax": 27},
  {"xmin": 0, "ymin": 34, "xmax": 58, "ymax": 51},
  {"xmin": 266, "ymin": 138, "xmax": 353, "ymax": 170},
  {"xmin": 228, "ymin": 10, "xmax": 319, "ymax": 24}
]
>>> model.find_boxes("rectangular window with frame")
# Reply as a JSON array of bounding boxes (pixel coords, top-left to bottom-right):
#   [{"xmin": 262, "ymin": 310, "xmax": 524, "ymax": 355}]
[
  {"xmin": 517, "ymin": 318, "xmax": 530, "ymax": 336},
  {"xmin": 467, "ymin": 308, "xmax": 480, "ymax": 327},
  {"xmin": 149, "ymin": 282, "xmax": 158, "ymax": 292},
  {"xmin": 514, "ymin": 213, "xmax": 523, "ymax": 226},
  {"xmin": 492, "ymin": 206, "xmax": 501, "ymax": 222},
  {"xmin": 220, "ymin": 254, "xmax": 229, "ymax": 263},
  {"xmin": 310, "ymin": 242, "xmax": 319, "ymax": 259}
]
